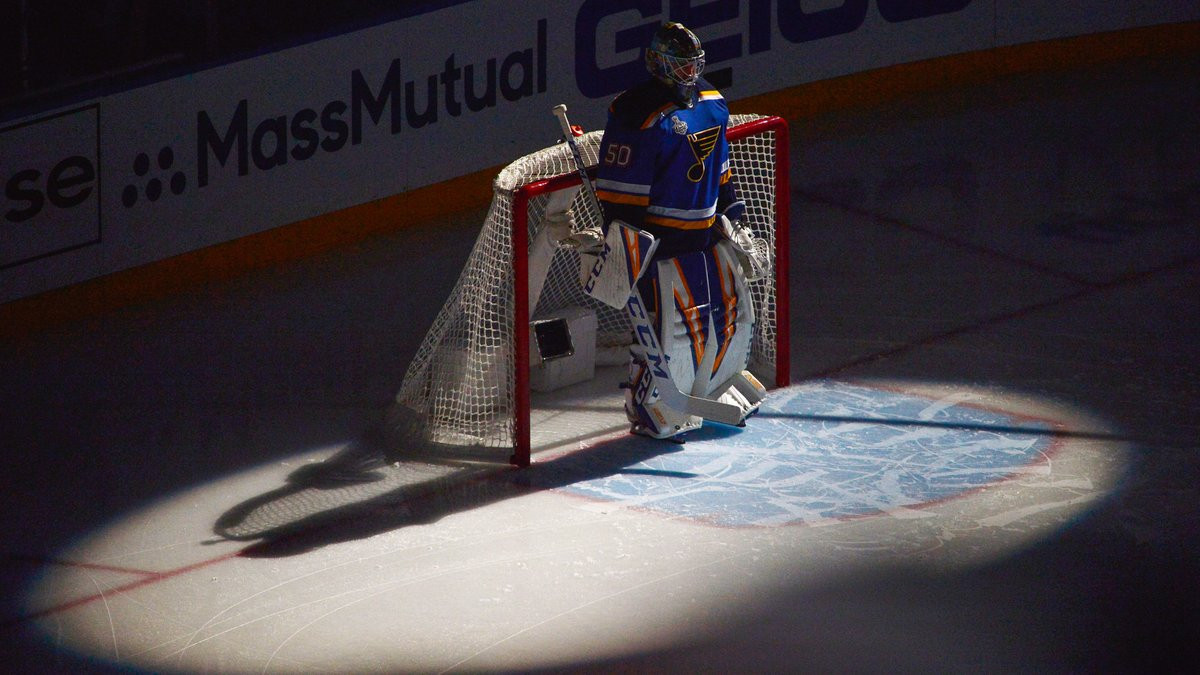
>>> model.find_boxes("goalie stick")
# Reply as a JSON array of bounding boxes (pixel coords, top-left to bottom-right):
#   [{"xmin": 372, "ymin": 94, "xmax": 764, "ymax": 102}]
[
  {"xmin": 551, "ymin": 105, "xmax": 602, "ymax": 222},
  {"xmin": 550, "ymin": 104, "xmax": 749, "ymax": 428}
]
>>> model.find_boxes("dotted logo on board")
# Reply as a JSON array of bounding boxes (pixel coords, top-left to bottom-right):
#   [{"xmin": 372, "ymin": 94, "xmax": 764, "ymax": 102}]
[{"xmin": 121, "ymin": 146, "xmax": 187, "ymax": 208}]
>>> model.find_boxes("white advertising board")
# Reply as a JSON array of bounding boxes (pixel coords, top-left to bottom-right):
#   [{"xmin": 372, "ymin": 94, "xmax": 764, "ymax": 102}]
[{"xmin": 2, "ymin": 0, "xmax": 1197, "ymax": 303}]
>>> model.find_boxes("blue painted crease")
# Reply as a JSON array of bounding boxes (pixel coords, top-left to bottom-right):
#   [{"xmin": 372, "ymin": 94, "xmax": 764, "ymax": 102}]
[{"xmin": 555, "ymin": 383, "xmax": 1055, "ymax": 526}]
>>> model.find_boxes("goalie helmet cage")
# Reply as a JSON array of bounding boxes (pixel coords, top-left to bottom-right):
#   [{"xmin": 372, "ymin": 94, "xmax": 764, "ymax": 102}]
[{"xmin": 392, "ymin": 114, "xmax": 790, "ymax": 467}]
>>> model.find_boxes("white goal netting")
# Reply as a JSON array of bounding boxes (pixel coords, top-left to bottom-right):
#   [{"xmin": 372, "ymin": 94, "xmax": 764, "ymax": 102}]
[{"xmin": 391, "ymin": 114, "xmax": 787, "ymax": 460}]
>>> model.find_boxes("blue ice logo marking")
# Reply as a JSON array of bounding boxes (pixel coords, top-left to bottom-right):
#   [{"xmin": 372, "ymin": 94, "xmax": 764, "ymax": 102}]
[{"xmin": 554, "ymin": 382, "xmax": 1054, "ymax": 527}]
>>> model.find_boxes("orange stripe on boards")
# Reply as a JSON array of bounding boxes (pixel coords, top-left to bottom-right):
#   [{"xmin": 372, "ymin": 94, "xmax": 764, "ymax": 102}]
[
  {"xmin": 5, "ymin": 21, "xmax": 1197, "ymax": 341},
  {"xmin": 0, "ymin": 164, "xmax": 498, "ymax": 341}
]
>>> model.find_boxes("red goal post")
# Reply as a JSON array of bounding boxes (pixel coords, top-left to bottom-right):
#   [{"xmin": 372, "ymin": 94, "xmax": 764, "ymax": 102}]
[{"xmin": 392, "ymin": 114, "xmax": 790, "ymax": 467}]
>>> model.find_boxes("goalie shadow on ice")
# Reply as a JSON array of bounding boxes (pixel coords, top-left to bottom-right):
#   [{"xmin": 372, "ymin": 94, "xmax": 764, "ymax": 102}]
[{"xmin": 203, "ymin": 413, "xmax": 751, "ymax": 557}]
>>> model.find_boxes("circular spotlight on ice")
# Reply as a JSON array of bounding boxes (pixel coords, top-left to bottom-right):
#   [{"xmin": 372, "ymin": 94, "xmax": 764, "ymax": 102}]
[{"xmin": 19, "ymin": 380, "xmax": 1128, "ymax": 673}]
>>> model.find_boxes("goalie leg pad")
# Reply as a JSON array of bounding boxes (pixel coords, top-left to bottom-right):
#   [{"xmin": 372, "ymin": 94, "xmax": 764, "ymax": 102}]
[
  {"xmin": 624, "ymin": 353, "xmax": 702, "ymax": 439},
  {"xmin": 705, "ymin": 240, "xmax": 757, "ymax": 394},
  {"xmin": 712, "ymin": 370, "xmax": 768, "ymax": 423},
  {"xmin": 578, "ymin": 220, "xmax": 660, "ymax": 310},
  {"xmin": 656, "ymin": 242, "xmax": 757, "ymax": 400},
  {"xmin": 717, "ymin": 386, "xmax": 754, "ymax": 425},
  {"xmin": 655, "ymin": 250, "xmax": 713, "ymax": 396}
]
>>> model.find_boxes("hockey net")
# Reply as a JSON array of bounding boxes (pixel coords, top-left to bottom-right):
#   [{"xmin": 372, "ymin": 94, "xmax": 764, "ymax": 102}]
[{"xmin": 391, "ymin": 114, "xmax": 790, "ymax": 466}]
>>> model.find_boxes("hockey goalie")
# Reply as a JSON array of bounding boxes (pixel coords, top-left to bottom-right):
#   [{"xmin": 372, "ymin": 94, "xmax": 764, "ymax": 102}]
[{"xmin": 552, "ymin": 22, "xmax": 770, "ymax": 441}]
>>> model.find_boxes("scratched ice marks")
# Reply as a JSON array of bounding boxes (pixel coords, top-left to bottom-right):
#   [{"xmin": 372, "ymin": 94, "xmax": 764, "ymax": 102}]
[{"xmin": 554, "ymin": 382, "xmax": 1055, "ymax": 527}]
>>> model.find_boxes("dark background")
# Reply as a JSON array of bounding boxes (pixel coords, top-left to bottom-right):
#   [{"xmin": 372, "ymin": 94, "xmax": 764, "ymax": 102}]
[{"xmin": 1, "ymin": 1, "xmax": 437, "ymax": 114}]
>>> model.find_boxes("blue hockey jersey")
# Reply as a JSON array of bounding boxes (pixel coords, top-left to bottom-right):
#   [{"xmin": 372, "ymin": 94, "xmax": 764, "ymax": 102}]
[{"xmin": 594, "ymin": 77, "xmax": 737, "ymax": 260}]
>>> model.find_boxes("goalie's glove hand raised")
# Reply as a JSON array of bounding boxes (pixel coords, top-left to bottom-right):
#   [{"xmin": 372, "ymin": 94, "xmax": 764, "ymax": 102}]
[{"xmin": 546, "ymin": 210, "xmax": 603, "ymax": 254}]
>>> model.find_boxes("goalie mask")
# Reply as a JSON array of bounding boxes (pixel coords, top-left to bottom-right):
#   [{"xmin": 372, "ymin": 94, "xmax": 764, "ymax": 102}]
[{"xmin": 645, "ymin": 22, "xmax": 705, "ymax": 106}]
